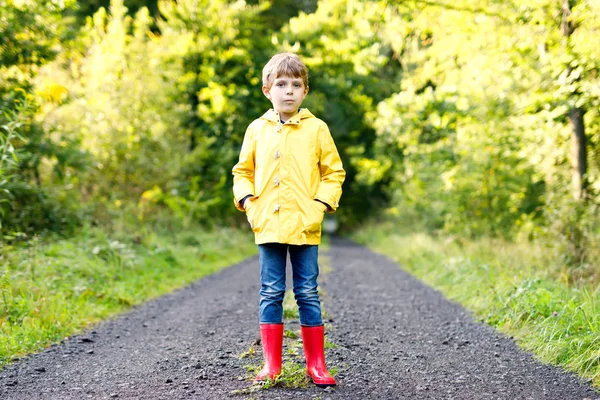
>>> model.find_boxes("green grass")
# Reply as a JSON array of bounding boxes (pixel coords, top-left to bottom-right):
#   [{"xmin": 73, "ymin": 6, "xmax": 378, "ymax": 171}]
[
  {"xmin": 0, "ymin": 224, "xmax": 256, "ymax": 367},
  {"xmin": 352, "ymin": 221, "xmax": 600, "ymax": 388},
  {"xmin": 283, "ymin": 289, "xmax": 300, "ymax": 319},
  {"xmin": 320, "ymin": 233, "xmax": 331, "ymax": 250}
]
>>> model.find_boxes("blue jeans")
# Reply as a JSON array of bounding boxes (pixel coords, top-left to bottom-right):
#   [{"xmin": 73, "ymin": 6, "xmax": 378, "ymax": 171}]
[{"xmin": 258, "ymin": 243, "xmax": 323, "ymax": 326}]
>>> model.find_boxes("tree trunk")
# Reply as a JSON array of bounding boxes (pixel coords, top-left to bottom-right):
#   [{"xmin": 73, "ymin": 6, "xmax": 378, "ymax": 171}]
[
  {"xmin": 187, "ymin": 62, "xmax": 202, "ymax": 152},
  {"xmin": 561, "ymin": 0, "xmax": 588, "ymax": 201},
  {"xmin": 34, "ymin": 165, "xmax": 41, "ymax": 188},
  {"xmin": 569, "ymin": 107, "xmax": 587, "ymax": 200},
  {"xmin": 189, "ymin": 88, "xmax": 199, "ymax": 152}
]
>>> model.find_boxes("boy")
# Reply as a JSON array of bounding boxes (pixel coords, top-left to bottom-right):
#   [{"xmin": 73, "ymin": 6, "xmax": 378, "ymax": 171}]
[{"xmin": 232, "ymin": 52, "xmax": 345, "ymax": 387}]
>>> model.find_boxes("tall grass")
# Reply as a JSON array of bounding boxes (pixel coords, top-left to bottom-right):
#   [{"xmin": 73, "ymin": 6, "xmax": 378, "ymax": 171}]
[
  {"xmin": 0, "ymin": 224, "xmax": 256, "ymax": 367},
  {"xmin": 352, "ymin": 221, "xmax": 600, "ymax": 388}
]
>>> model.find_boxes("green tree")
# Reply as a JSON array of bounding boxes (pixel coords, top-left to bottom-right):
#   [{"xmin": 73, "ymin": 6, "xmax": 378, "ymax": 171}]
[
  {"xmin": 40, "ymin": 0, "xmax": 186, "ymax": 206},
  {"xmin": 359, "ymin": 0, "xmax": 599, "ymax": 241},
  {"xmin": 156, "ymin": 0, "xmax": 275, "ymax": 222},
  {"xmin": 0, "ymin": 0, "xmax": 87, "ymax": 236},
  {"xmin": 70, "ymin": 0, "xmax": 160, "ymax": 25},
  {"xmin": 277, "ymin": 0, "xmax": 406, "ymax": 226}
]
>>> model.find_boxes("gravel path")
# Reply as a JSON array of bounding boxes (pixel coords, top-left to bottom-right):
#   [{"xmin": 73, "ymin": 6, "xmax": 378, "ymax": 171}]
[{"xmin": 1, "ymin": 237, "xmax": 598, "ymax": 399}]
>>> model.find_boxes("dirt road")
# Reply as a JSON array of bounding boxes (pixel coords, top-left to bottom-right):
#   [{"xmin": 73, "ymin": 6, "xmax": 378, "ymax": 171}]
[{"xmin": 1, "ymin": 237, "xmax": 597, "ymax": 399}]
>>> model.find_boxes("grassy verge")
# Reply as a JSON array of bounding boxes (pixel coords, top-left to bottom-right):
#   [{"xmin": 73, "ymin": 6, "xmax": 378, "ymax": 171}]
[
  {"xmin": 0, "ymin": 224, "xmax": 256, "ymax": 367},
  {"xmin": 351, "ymin": 221, "xmax": 600, "ymax": 388}
]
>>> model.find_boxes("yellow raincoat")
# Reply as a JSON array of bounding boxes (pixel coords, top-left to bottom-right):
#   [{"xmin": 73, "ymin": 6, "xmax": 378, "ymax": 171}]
[{"xmin": 232, "ymin": 108, "xmax": 345, "ymax": 245}]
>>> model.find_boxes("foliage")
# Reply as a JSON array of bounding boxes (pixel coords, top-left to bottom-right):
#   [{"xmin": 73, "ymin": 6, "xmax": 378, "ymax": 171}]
[
  {"xmin": 0, "ymin": 0, "xmax": 87, "ymax": 237},
  {"xmin": 0, "ymin": 0, "xmax": 76, "ymax": 71},
  {"xmin": 537, "ymin": 189, "xmax": 600, "ymax": 276},
  {"xmin": 156, "ymin": 0, "xmax": 277, "ymax": 223},
  {"xmin": 0, "ymin": 98, "xmax": 27, "ymax": 211},
  {"xmin": 1, "ymin": 0, "xmax": 598, "ymax": 242},
  {"xmin": 331, "ymin": 0, "xmax": 600, "ymax": 275},
  {"xmin": 4, "ymin": 0, "xmax": 595, "ymax": 243},
  {"xmin": 0, "ymin": 93, "xmax": 85, "ymax": 237},
  {"xmin": 70, "ymin": 0, "xmax": 160, "ymax": 24},
  {"xmin": 41, "ymin": 1, "xmax": 187, "ymax": 206}
]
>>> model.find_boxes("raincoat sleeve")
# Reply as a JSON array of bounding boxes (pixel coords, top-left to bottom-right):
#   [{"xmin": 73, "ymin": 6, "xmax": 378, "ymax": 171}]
[
  {"xmin": 315, "ymin": 123, "xmax": 346, "ymax": 213},
  {"xmin": 232, "ymin": 125, "xmax": 256, "ymax": 212}
]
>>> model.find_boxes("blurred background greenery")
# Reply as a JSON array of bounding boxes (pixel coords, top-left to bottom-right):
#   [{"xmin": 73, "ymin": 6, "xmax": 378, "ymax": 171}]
[
  {"xmin": 2, "ymin": 0, "xmax": 598, "ymax": 276},
  {"xmin": 1, "ymin": 0, "xmax": 599, "ymax": 385}
]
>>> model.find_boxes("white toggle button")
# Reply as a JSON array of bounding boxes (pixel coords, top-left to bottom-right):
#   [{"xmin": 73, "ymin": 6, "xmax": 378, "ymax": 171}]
[
  {"xmin": 274, "ymin": 150, "xmax": 281, "ymax": 159},
  {"xmin": 276, "ymin": 125, "xmax": 282, "ymax": 132},
  {"xmin": 274, "ymin": 177, "xmax": 280, "ymax": 186},
  {"xmin": 274, "ymin": 204, "xmax": 281, "ymax": 212}
]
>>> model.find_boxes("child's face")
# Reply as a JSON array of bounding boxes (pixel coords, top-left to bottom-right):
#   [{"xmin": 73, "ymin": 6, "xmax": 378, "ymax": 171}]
[{"xmin": 262, "ymin": 75, "xmax": 308, "ymax": 121}]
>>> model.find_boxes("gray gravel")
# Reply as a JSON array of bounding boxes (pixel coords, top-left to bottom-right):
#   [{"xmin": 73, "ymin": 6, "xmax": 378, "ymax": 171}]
[{"xmin": 0, "ymin": 237, "xmax": 598, "ymax": 399}]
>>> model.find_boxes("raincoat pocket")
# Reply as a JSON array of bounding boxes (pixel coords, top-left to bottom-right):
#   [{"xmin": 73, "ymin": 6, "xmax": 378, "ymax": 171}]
[
  {"xmin": 303, "ymin": 200, "xmax": 326, "ymax": 234},
  {"xmin": 245, "ymin": 198, "xmax": 261, "ymax": 232}
]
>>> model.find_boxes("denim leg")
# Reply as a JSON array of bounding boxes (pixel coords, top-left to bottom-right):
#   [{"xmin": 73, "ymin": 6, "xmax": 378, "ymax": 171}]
[
  {"xmin": 258, "ymin": 243, "xmax": 287, "ymax": 324},
  {"xmin": 289, "ymin": 245, "xmax": 323, "ymax": 326}
]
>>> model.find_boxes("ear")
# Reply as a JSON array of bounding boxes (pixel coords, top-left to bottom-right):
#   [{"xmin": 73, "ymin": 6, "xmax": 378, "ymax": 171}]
[
  {"xmin": 262, "ymin": 85, "xmax": 271, "ymax": 100},
  {"xmin": 303, "ymin": 85, "xmax": 309, "ymax": 98}
]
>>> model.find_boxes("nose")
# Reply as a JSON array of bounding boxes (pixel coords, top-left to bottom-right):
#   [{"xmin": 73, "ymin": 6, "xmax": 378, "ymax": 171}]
[{"xmin": 286, "ymin": 84, "xmax": 293, "ymax": 94}]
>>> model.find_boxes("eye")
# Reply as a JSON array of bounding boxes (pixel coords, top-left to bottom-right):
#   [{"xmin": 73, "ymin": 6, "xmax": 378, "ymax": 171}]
[
  {"xmin": 294, "ymin": 83, "xmax": 301, "ymax": 88},
  {"xmin": 277, "ymin": 82, "xmax": 285, "ymax": 87}
]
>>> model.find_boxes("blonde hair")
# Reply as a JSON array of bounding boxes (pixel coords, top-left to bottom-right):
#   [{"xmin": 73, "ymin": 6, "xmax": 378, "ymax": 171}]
[{"xmin": 262, "ymin": 52, "xmax": 309, "ymax": 88}]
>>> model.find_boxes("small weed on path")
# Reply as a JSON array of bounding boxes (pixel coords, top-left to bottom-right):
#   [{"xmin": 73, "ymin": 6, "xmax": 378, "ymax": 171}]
[{"xmin": 232, "ymin": 246, "xmax": 338, "ymax": 395}]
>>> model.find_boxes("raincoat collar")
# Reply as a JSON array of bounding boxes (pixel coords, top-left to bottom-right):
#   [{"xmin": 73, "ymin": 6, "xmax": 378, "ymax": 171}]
[{"xmin": 260, "ymin": 108, "xmax": 315, "ymax": 125}]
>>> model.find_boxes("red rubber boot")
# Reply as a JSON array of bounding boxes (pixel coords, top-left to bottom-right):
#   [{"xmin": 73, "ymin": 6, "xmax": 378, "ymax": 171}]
[
  {"xmin": 301, "ymin": 325, "xmax": 336, "ymax": 387},
  {"xmin": 255, "ymin": 324, "xmax": 284, "ymax": 381}
]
